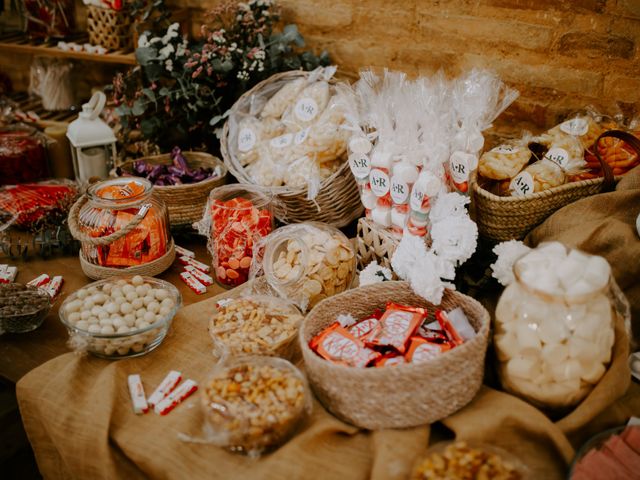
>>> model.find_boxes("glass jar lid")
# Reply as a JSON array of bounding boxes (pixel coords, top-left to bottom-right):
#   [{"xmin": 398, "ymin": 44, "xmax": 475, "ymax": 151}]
[{"xmin": 87, "ymin": 178, "xmax": 152, "ymax": 207}]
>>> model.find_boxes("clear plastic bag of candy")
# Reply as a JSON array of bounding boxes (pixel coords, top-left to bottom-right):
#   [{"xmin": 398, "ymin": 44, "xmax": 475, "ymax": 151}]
[
  {"xmin": 195, "ymin": 184, "xmax": 274, "ymax": 289},
  {"xmin": 225, "ymin": 66, "xmax": 349, "ymax": 200},
  {"xmin": 197, "ymin": 355, "xmax": 312, "ymax": 457},
  {"xmin": 249, "ymin": 222, "xmax": 356, "ymax": 312},
  {"xmin": 208, "ymin": 295, "xmax": 303, "ymax": 360}
]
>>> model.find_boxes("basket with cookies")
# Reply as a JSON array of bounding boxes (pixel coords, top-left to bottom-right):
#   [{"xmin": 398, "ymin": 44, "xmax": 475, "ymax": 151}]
[
  {"xmin": 220, "ymin": 67, "xmax": 363, "ymax": 227},
  {"xmin": 472, "ymin": 111, "xmax": 640, "ymax": 241}
]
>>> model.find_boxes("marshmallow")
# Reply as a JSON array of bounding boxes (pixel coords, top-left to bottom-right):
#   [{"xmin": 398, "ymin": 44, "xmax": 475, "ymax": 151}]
[
  {"xmin": 361, "ymin": 188, "xmax": 377, "ymax": 209},
  {"xmin": 370, "ymin": 147, "xmax": 393, "ymax": 169},
  {"xmin": 506, "ymin": 356, "xmax": 539, "ymax": 379},
  {"xmin": 541, "ymin": 343, "xmax": 568, "ymax": 364},
  {"xmin": 371, "ymin": 206, "xmax": 391, "ymax": 227},
  {"xmin": 580, "ymin": 360, "xmax": 606, "ymax": 384},
  {"xmin": 515, "ymin": 322, "xmax": 542, "ymax": 353},
  {"xmin": 549, "ymin": 358, "xmax": 582, "ymax": 382},
  {"xmin": 391, "ymin": 208, "xmax": 407, "ymax": 229},
  {"xmin": 582, "ymin": 255, "xmax": 611, "ymax": 291},
  {"xmin": 537, "ymin": 316, "xmax": 568, "ymax": 344},
  {"xmin": 392, "ymin": 162, "xmax": 419, "ymax": 184}
]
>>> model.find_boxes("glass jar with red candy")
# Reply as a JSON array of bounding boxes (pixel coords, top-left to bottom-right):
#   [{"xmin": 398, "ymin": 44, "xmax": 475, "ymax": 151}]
[{"xmin": 206, "ymin": 185, "xmax": 274, "ymax": 288}]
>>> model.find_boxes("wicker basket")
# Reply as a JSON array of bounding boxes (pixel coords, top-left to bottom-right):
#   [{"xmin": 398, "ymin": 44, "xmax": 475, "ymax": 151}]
[
  {"xmin": 300, "ymin": 281, "xmax": 490, "ymax": 429},
  {"xmin": 220, "ymin": 70, "xmax": 363, "ymax": 228},
  {"xmin": 472, "ymin": 130, "xmax": 639, "ymax": 242},
  {"xmin": 86, "ymin": 5, "xmax": 132, "ymax": 51},
  {"xmin": 355, "ymin": 217, "xmax": 399, "ymax": 270},
  {"xmin": 116, "ymin": 152, "xmax": 227, "ymax": 227}
]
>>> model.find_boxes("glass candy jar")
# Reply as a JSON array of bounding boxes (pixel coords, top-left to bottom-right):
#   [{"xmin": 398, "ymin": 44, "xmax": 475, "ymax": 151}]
[
  {"xmin": 494, "ymin": 246, "xmax": 617, "ymax": 410},
  {"xmin": 206, "ymin": 185, "xmax": 274, "ymax": 289},
  {"xmin": 71, "ymin": 178, "xmax": 171, "ymax": 269},
  {"xmin": 257, "ymin": 222, "xmax": 356, "ymax": 312}
]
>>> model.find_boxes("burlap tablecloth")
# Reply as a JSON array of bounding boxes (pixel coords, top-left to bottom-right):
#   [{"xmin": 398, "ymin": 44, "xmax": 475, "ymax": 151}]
[{"xmin": 15, "ymin": 286, "xmax": 639, "ymax": 480}]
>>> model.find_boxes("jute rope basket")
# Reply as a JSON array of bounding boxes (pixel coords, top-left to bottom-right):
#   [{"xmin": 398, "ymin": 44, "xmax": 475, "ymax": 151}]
[
  {"xmin": 86, "ymin": 5, "xmax": 132, "ymax": 52},
  {"xmin": 220, "ymin": 70, "xmax": 363, "ymax": 227},
  {"xmin": 300, "ymin": 281, "xmax": 490, "ymax": 429},
  {"xmin": 116, "ymin": 152, "xmax": 227, "ymax": 227},
  {"xmin": 472, "ymin": 130, "xmax": 639, "ymax": 242},
  {"xmin": 68, "ymin": 195, "xmax": 176, "ymax": 280}
]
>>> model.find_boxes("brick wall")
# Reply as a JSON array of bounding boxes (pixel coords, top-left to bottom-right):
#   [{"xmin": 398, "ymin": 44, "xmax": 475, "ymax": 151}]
[{"xmin": 2, "ymin": 0, "xmax": 639, "ymax": 130}]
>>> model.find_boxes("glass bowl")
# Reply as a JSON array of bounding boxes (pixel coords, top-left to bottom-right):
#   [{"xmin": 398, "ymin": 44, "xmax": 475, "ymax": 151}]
[
  {"xmin": 59, "ymin": 276, "xmax": 181, "ymax": 359},
  {"xmin": 0, "ymin": 284, "xmax": 52, "ymax": 334}
]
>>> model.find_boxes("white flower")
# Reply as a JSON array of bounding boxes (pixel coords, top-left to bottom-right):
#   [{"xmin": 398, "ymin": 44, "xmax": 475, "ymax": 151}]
[
  {"xmin": 149, "ymin": 36, "xmax": 162, "ymax": 44},
  {"xmin": 137, "ymin": 34, "xmax": 149, "ymax": 48},
  {"xmin": 175, "ymin": 40, "xmax": 187, "ymax": 57},
  {"xmin": 165, "ymin": 59, "xmax": 173, "ymax": 72},
  {"xmin": 430, "ymin": 214, "xmax": 478, "ymax": 266},
  {"xmin": 158, "ymin": 44, "xmax": 175, "ymax": 60},
  {"xmin": 491, "ymin": 240, "xmax": 532, "ymax": 286},
  {"xmin": 429, "ymin": 192, "xmax": 469, "ymax": 223},
  {"xmin": 359, "ymin": 261, "xmax": 392, "ymax": 286}
]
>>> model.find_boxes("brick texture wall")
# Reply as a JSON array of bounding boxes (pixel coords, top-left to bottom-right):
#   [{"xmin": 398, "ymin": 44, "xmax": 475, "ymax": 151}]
[{"xmin": 2, "ymin": 0, "xmax": 639, "ymax": 130}]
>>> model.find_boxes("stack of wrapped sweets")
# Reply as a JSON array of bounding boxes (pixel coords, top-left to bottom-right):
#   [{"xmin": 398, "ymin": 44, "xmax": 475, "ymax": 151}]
[
  {"xmin": 227, "ymin": 66, "xmax": 350, "ymax": 199},
  {"xmin": 338, "ymin": 68, "xmax": 517, "ymax": 237},
  {"xmin": 309, "ymin": 302, "xmax": 476, "ymax": 368},
  {"xmin": 477, "ymin": 109, "xmax": 640, "ymax": 196}
]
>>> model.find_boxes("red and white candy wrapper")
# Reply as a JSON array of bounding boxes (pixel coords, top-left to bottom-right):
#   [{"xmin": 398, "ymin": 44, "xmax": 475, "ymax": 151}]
[
  {"xmin": 44, "ymin": 275, "xmax": 63, "ymax": 298},
  {"xmin": 27, "ymin": 273, "xmax": 50, "ymax": 288},
  {"xmin": 128, "ymin": 374, "xmax": 149, "ymax": 415},
  {"xmin": 348, "ymin": 317, "xmax": 379, "ymax": 341},
  {"xmin": 311, "ymin": 323, "xmax": 380, "ymax": 368},
  {"xmin": 179, "ymin": 271, "xmax": 206, "ymax": 295},
  {"xmin": 184, "ymin": 265, "xmax": 214, "ymax": 286},
  {"xmin": 0, "ymin": 266, "xmax": 17, "ymax": 284},
  {"xmin": 365, "ymin": 304, "xmax": 426, "ymax": 353},
  {"xmin": 435, "ymin": 310, "xmax": 464, "ymax": 346},
  {"xmin": 154, "ymin": 379, "xmax": 198, "ymax": 415},
  {"xmin": 374, "ymin": 353, "xmax": 406, "ymax": 367},
  {"xmin": 405, "ymin": 336, "xmax": 451, "ymax": 364},
  {"xmin": 147, "ymin": 370, "xmax": 182, "ymax": 408},
  {"xmin": 178, "ymin": 256, "xmax": 211, "ymax": 273},
  {"xmin": 175, "ymin": 245, "xmax": 195, "ymax": 258}
]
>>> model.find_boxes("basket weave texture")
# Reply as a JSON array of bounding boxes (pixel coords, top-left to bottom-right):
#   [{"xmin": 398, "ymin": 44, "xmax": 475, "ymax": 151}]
[
  {"xmin": 86, "ymin": 5, "xmax": 132, "ymax": 51},
  {"xmin": 220, "ymin": 70, "xmax": 363, "ymax": 227},
  {"xmin": 300, "ymin": 281, "xmax": 490, "ymax": 429},
  {"xmin": 355, "ymin": 217, "xmax": 399, "ymax": 270},
  {"xmin": 117, "ymin": 152, "xmax": 227, "ymax": 227}
]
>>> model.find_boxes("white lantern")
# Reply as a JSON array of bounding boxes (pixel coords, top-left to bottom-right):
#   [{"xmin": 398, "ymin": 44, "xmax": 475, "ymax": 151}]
[{"xmin": 66, "ymin": 91, "xmax": 117, "ymax": 183}]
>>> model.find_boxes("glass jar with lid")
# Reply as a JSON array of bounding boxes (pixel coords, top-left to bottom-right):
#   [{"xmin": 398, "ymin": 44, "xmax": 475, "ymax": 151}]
[
  {"xmin": 71, "ymin": 178, "xmax": 171, "ymax": 268},
  {"xmin": 255, "ymin": 222, "xmax": 356, "ymax": 312},
  {"xmin": 494, "ymin": 243, "xmax": 620, "ymax": 409}
]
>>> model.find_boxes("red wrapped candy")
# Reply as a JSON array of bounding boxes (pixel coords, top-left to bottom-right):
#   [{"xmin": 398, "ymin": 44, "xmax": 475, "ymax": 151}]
[
  {"xmin": 311, "ymin": 323, "xmax": 380, "ymax": 368},
  {"xmin": 365, "ymin": 303, "xmax": 427, "ymax": 353},
  {"xmin": 405, "ymin": 336, "xmax": 451, "ymax": 364}
]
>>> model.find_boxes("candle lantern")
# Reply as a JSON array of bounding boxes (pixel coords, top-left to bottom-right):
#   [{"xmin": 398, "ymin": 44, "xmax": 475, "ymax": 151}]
[{"xmin": 66, "ymin": 91, "xmax": 117, "ymax": 183}]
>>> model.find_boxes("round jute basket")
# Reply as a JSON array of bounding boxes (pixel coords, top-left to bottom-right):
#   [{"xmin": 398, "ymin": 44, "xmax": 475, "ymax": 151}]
[
  {"xmin": 471, "ymin": 130, "xmax": 639, "ymax": 242},
  {"xmin": 115, "ymin": 152, "xmax": 227, "ymax": 227},
  {"xmin": 220, "ymin": 70, "xmax": 363, "ymax": 228},
  {"xmin": 86, "ymin": 5, "xmax": 132, "ymax": 52},
  {"xmin": 300, "ymin": 281, "xmax": 490, "ymax": 430}
]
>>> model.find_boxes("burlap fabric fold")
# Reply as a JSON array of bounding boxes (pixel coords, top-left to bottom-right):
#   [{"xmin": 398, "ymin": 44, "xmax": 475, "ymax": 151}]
[{"xmin": 17, "ymin": 288, "xmax": 639, "ymax": 480}]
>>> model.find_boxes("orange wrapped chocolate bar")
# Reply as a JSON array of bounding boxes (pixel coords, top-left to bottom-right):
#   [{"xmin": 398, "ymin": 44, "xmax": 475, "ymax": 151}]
[{"xmin": 74, "ymin": 178, "xmax": 171, "ymax": 268}]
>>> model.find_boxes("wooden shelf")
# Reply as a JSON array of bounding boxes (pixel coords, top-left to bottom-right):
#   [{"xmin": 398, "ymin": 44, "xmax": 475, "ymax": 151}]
[
  {"xmin": 9, "ymin": 92, "xmax": 80, "ymax": 125},
  {"xmin": 0, "ymin": 31, "xmax": 136, "ymax": 65}
]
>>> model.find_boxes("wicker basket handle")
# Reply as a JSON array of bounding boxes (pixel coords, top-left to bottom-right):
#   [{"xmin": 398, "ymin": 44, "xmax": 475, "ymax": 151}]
[
  {"xmin": 68, "ymin": 195, "xmax": 151, "ymax": 246},
  {"xmin": 594, "ymin": 129, "xmax": 640, "ymax": 192}
]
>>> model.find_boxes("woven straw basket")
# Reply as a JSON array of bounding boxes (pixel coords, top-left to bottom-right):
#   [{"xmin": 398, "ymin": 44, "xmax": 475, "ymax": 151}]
[
  {"xmin": 68, "ymin": 195, "xmax": 176, "ymax": 280},
  {"xmin": 220, "ymin": 70, "xmax": 363, "ymax": 227},
  {"xmin": 86, "ymin": 5, "xmax": 132, "ymax": 51},
  {"xmin": 116, "ymin": 152, "xmax": 227, "ymax": 227},
  {"xmin": 355, "ymin": 217, "xmax": 400, "ymax": 270},
  {"xmin": 300, "ymin": 281, "xmax": 490, "ymax": 429},
  {"xmin": 472, "ymin": 130, "xmax": 639, "ymax": 242}
]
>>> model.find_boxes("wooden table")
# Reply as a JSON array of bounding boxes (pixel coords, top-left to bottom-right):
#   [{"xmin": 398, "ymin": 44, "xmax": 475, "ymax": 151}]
[{"xmin": 0, "ymin": 235, "xmax": 223, "ymax": 383}]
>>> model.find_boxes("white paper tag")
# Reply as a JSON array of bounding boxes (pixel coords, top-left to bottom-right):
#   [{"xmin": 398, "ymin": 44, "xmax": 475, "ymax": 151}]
[
  {"xmin": 410, "ymin": 185, "xmax": 428, "ymax": 211},
  {"xmin": 294, "ymin": 97, "xmax": 319, "ymax": 122},
  {"xmin": 270, "ymin": 133, "xmax": 293, "ymax": 149},
  {"xmin": 510, "ymin": 171, "xmax": 534, "ymax": 197},
  {"xmin": 449, "ymin": 152, "xmax": 471, "ymax": 183},
  {"xmin": 560, "ymin": 118, "xmax": 588, "ymax": 136},
  {"xmin": 349, "ymin": 153, "xmax": 370, "ymax": 179},
  {"xmin": 390, "ymin": 176, "xmax": 409, "ymax": 204},
  {"xmin": 294, "ymin": 127, "xmax": 310, "ymax": 145},
  {"xmin": 492, "ymin": 145, "xmax": 521, "ymax": 154},
  {"xmin": 543, "ymin": 147, "xmax": 569, "ymax": 169},
  {"xmin": 369, "ymin": 168, "xmax": 390, "ymax": 197},
  {"xmin": 237, "ymin": 128, "xmax": 256, "ymax": 152}
]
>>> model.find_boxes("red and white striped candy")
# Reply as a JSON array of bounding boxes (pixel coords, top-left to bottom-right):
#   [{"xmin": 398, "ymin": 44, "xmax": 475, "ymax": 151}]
[
  {"xmin": 154, "ymin": 379, "xmax": 198, "ymax": 415},
  {"xmin": 175, "ymin": 245, "xmax": 195, "ymax": 258},
  {"xmin": 44, "ymin": 276, "xmax": 64, "ymax": 298},
  {"xmin": 179, "ymin": 271, "xmax": 206, "ymax": 295},
  {"xmin": 178, "ymin": 256, "xmax": 211, "ymax": 273},
  {"xmin": 127, "ymin": 374, "xmax": 149, "ymax": 415},
  {"xmin": 27, "ymin": 273, "xmax": 50, "ymax": 288},
  {"xmin": 0, "ymin": 266, "xmax": 17, "ymax": 284},
  {"xmin": 147, "ymin": 370, "xmax": 182, "ymax": 408},
  {"xmin": 184, "ymin": 265, "xmax": 214, "ymax": 286}
]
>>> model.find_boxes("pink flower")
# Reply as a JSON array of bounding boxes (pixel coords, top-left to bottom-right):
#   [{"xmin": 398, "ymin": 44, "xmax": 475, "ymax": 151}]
[{"xmin": 192, "ymin": 66, "xmax": 203, "ymax": 78}]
